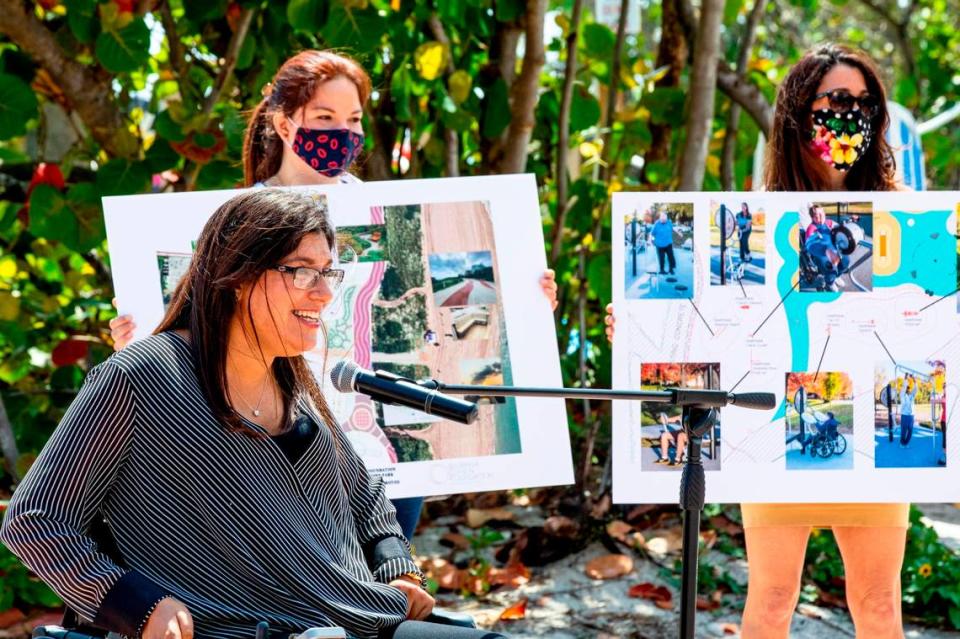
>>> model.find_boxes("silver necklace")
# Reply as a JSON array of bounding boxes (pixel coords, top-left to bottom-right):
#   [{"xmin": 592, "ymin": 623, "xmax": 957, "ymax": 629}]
[{"xmin": 234, "ymin": 372, "xmax": 271, "ymax": 418}]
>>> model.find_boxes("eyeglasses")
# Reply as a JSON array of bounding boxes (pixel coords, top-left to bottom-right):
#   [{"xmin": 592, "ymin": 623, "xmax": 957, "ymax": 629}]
[
  {"xmin": 812, "ymin": 89, "xmax": 880, "ymax": 119},
  {"xmin": 273, "ymin": 265, "xmax": 345, "ymax": 291}
]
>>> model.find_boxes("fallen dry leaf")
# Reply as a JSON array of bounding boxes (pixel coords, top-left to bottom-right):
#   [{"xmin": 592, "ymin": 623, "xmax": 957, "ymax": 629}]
[
  {"xmin": 696, "ymin": 594, "xmax": 721, "ymax": 611},
  {"xmin": 439, "ymin": 532, "xmax": 471, "ymax": 550},
  {"xmin": 720, "ymin": 622, "xmax": 740, "ymax": 634},
  {"xmin": 436, "ymin": 563, "xmax": 464, "ymax": 591},
  {"xmin": 499, "ymin": 598, "xmax": 528, "ymax": 621},
  {"xmin": 463, "ymin": 573, "xmax": 490, "ymax": 596},
  {"xmin": 606, "ymin": 520, "xmax": 634, "ymax": 543},
  {"xmin": 0, "ymin": 609, "xmax": 26, "ymax": 630},
  {"xmin": 590, "ymin": 493, "xmax": 612, "ymax": 519},
  {"xmin": 644, "ymin": 528, "xmax": 683, "ymax": 555},
  {"xmin": 488, "ymin": 562, "xmax": 531, "ymax": 589},
  {"xmin": 466, "ymin": 507, "xmax": 515, "ymax": 528},
  {"xmin": 627, "ymin": 582, "xmax": 673, "ymax": 610},
  {"xmin": 585, "ymin": 554, "xmax": 633, "ymax": 580},
  {"xmin": 708, "ymin": 515, "xmax": 744, "ymax": 537},
  {"xmin": 543, "ymin": 515, "xmax": 578, "ymax": 538},
  {"xmin": 700, "ymin": 529, "xmax": 718, "ymax": 549},
  {"xmin": 816, "ymin": 588, "xmax": 848, "ymax": 609}
]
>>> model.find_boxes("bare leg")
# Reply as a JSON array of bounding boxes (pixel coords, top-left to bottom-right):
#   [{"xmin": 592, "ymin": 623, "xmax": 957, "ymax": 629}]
[
  {"xmin": 833, "ymin": 526, "xmax": 906, "ymax": 639},
  {"xmin": 742, "ymin": 526, "xmax": 811, "ymax": 638},
  {"xmin": 659, "ymin": 432, "xmax": 673, "ymax": 460},
  {"xmin": 675, "ymin": 431, "xmax": 688, "ymax": 463}
]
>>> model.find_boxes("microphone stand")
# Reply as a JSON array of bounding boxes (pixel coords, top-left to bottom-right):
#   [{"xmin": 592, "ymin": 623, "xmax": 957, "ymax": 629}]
[{"xmin": 416, "ymin": 379, "xmax": 772, "ymax": 639}]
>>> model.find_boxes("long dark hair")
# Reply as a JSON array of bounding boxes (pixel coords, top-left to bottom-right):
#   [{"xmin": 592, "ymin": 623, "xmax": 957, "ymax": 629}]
[
  {"xmin": 243, "ymin": 50, "xmax": 372, "ymax": 186},
  {"xmin": 155, "ymin": 188, "xmax": 338, "ymax": 435},
  {"xmin": 764, "ymin": 43, "xmax": 898, "ymax": 191}
]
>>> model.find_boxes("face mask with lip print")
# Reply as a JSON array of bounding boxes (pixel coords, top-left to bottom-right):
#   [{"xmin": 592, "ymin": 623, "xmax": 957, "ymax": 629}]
[{"xmin": 287, "ymin": 120, "xmax": 364, "ymax": 177}]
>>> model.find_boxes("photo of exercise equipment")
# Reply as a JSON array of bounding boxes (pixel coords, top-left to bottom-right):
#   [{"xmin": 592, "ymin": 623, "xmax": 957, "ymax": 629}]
[
  {"xmin": 624, "ymin": 203, "xmax": 695, "ymax": 299},
  {"xmin": 710, "ymin": 200, "xmax": 766, "ymax": 286},
  {"xmin": 874, "ymin": 361, "xmax": 946, "ymax": 468},
  {"xmin": 797, "ymin": 201, "xmax": 873, "ymax": 293}
]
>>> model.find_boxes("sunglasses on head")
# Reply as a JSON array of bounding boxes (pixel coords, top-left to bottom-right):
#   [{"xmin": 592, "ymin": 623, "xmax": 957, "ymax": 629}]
[{"xmin": 812, "ymin": 89, "xmax": 880, "ymax": 119}]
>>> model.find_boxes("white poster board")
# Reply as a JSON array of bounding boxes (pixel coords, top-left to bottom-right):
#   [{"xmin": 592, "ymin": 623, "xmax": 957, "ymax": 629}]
[
  {"xmin": 103, "ymin": 174, "xmax": 573, "ymax": 498},
  {"xmin": 612, "ymin": 191, "xmax": 960, "ymax": 503}
]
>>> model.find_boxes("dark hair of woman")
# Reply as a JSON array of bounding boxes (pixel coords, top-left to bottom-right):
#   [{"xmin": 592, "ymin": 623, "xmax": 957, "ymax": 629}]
[
  {"xmin": 764, "ymin": 43, "xmax": 898, "ymax": 192},
  {"xmin": 243, "ymin": 50, "xmax": 373, "ymax": 186},
  {"xmin": 155, "ymin": 188, "xmax": 338, "ymax": 435}
]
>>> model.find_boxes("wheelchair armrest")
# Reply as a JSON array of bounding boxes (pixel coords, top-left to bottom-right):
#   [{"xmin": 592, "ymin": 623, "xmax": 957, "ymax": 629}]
[
  {"xmin": 426, "ymin": 608, "xmax": 477, "ymax": 629},
  {"xmin": 33, "ymin": 626, "xmax": 105, "ymax": 639}
]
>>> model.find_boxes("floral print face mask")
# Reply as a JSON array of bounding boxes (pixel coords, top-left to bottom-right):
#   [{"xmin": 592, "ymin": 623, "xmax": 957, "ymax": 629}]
[{"xmin": 810, "ymin": 108, "xmax": 873, "ymax": 172}]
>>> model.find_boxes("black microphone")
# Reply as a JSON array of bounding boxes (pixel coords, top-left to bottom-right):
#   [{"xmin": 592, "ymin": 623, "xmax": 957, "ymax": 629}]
[{"xmin": 329, "ymin": 360, "xmax": 479, "ymax": 425}]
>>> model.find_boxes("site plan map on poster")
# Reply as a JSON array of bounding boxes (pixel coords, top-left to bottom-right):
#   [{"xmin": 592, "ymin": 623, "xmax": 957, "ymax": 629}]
[{"xmin": 612, "ymin": 191, "xmax": 960, "ymax": 503}]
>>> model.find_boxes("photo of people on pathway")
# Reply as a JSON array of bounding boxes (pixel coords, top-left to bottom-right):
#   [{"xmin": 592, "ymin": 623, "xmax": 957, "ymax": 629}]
[
  {"xmin": 624, "ymin": 203, "xmax": 694, "ymax": 300},
  {"xmin": 875, "ymin": 360, "xmax": 946, "ymax": 468},
  {"xmin": 785, "ymin": 372, "xmax": 854, "ymax": 470},
  {"xmin": 710, "ymin": 200, "xmax": 766, "ymax": 286}
]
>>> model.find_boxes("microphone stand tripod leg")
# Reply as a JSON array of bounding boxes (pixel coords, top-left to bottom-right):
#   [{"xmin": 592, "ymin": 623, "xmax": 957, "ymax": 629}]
[{"xmin": 678, "ymin": 406, "xmax": 717, "ymax": 639}]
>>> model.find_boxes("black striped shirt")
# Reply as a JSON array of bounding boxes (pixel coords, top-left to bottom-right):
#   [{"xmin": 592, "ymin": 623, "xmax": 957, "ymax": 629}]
[{"xmin": 1, "ymin": 332, "xmax": 420, "ymax": 639}]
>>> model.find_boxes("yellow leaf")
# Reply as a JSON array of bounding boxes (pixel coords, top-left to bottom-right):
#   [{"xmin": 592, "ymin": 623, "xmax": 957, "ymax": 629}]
[
  {"xmin": 0, "ymin": 292, "xmax": 21, "ymax": 321},
  {"xmin": 706, "ymin": 155, "xmax": 721, "ymax": 177},
  {"xmin": 414, "ymin": 41, "xmax": 447, "ymax": 81},
  {"xmin": 579, "ymin": 141, "xmax": 601, "ymax": 158},
  {"xmin": 41, "ymin": 296, "xmax": 60, "ymax": 314},
  {"xmin": 0, "ymin": 256, "xmax": 17, "ymax": 280},
  {"xmin": 390, "ymin": 0, "xmax": 400, "ymax": 10},
  {"xmin": 581, "ymin": 233, "xmax": 594, "ymax": 246},
  {"xmin": 448, "ymin": 70, "xmax": 472, "ymax": 104}
]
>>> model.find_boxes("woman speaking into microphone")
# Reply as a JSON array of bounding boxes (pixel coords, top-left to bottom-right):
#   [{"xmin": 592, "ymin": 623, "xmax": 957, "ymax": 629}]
[{"xmin": 2, "ymin": 188, "xmax": 508, "ymax": 639}]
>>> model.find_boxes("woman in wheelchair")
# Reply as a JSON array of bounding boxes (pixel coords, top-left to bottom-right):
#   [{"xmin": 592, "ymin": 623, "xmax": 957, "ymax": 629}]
[
  {"xmin": 800, "ymin": 206, "xmax": 850, "ymax": 292},
  {"xmin": 1, "ymin": 189, "xmax": 505, "ymax": 639}
]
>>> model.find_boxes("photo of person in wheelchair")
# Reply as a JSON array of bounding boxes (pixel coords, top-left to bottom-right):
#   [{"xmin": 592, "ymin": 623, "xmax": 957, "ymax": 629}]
[
  {"xmin": 798, "ymin": 203, "xmax": 873, "ymax": 293},
  {"xmin": 785, "ymin": 372, "xmax": 853, "ymax": 470}
]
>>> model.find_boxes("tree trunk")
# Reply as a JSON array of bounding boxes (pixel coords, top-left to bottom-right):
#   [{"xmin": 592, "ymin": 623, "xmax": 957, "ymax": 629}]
[
  {"xmin": 721, "ymin": 0, "xmax": 766, "ymax": 190},
  {"xmin": 428, "ymin": 14, "xmax": 461, "ymax": 177},
  {"xmin": 479, "ymin": 24, "xmax": 521, "ymax": 174},
  {"xmin": 677, "ymin": 0, "xmax": 724, "ymax": 190},
  {"xmin": 643, "ymin": 0, "xmax": 688, "ymax": 185},
  {"xmin": 496, "ymin": 0, "xmax": 547, "ymax": 174},
  {"xmin": 600, "ymin": 0, "xmax": 630, "ymax": 185},
  {"xmin": 550, "ymin": 0, "xmax": 585, "ymax": 264}
]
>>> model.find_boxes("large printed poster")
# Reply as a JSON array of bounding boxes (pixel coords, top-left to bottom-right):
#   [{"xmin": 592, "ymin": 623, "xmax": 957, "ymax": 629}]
[
  {"xmin": 612, "ymin": 191, "xmax": 960, "ymax": 503},
  {"xmin": 103, "ymin": 175, "xmax": 572, "ymax": 498}
]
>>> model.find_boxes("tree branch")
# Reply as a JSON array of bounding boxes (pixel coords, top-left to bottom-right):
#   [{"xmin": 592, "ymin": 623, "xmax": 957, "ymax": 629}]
[
  {"xmin": 857, "ymin": 0, "xmax": 916, "ymax": 78},
  {"xmin": 0, "ymin": 0, "xmax": 137, "ymax": 158},
  {"xmin": 549, "ymin": 0, "xmax": 584, "ymax": 264},
  {"xmin": 159, "ymin": 0, "xmax": 193, "ymax": 107},
  {"xmin": 677, "ymin": 0, "xmax": 772, "ymax": 138},
  {"xmin": 716, "ymin": 67, "xmax": 773, "ymax": 138},
  {"xmin": 200, "ymin": 7, "xmax": 256, "ymax": 119},
  {"xmin": 678, "ymin": 0, "xmax": 724, "ymax": 190},
  {"xmin": 496, "ymin": 0, "xmax": 547, "ymax": 174},
  {"xmin": 600, "ymin": 0, "xmax": 630, "ymax": 185},
  {"xmin": 427, "ymin": 14, "xmax": 460, "ymax": 177},
  {"xmin": 183, "ymin": 6, "xmax": 256, "ymax": 189},
  {"xmin": 721, "ymin": 0, "xmax": 766, "ymax": 189}
]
